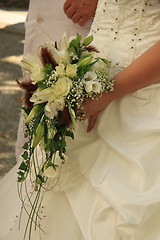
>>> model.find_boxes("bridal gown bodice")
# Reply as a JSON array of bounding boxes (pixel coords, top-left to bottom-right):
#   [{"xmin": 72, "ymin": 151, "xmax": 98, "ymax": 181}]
[
  {"xmin": 90, "ymin": 0, "xmax": 160, "ymax": 75},
  {"xmin": 1, "ymin": 0, "xmax": 160, "ymax": 240}
]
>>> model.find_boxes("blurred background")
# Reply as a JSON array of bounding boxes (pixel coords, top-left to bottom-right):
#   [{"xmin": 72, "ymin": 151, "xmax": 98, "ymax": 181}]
[{"xmin": 0, "ymin": 0, "xmax": 29, "ymax": 178}]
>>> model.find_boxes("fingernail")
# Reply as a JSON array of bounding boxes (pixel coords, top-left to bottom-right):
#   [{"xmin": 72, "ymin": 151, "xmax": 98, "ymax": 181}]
[{"xmin": 87, "ymin": 128, "xmax": 91, "ymax": 133}]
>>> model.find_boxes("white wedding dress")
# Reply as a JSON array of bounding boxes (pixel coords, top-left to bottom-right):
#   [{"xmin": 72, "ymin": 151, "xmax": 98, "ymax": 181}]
[{"xmin": 1, "ymin": 0, "xmax": 160, "ymax": 239}]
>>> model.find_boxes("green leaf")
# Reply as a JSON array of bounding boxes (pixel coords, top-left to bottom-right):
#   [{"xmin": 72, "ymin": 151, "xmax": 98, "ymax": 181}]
[
  {"xmin": 17, "ymin": 171, "xmax": 25, "ymax": 177},
  {"xmin": 66, "ymin": 130, "xmax": 74, "ymax": 139},
  {"xmin": 77, "ymin": 33, "xmax": 82, "ymax": 41},
  {"xmin": 59, "ymin": 150, "xmax": 65, "ymax": 160},
  {"xmin": 69, "ymin": 33, "xmax": 82, "ymax": 55},
  {"xmin": 60, "ymin": 137, "xmax": 66, "ymax": 149},
  {"xmin": 22, "ymin": 142, "xmax": 28, "ymax": 150},
  {"xmin": 21, "ymin": 151, "xmax": 28, "ymax": 160},
  {"xmin": 19, "ymin": 161, "xmax": 28, "ymax": 171},
  {"xmin": 69, "ymin": 34, "xmax": 82, "ymax": 48},
  {"xmin": 44, "ymin": 122, "xmax": 49, "ymax": 144},
  {"xmin": 77, "ymin": 64, "xmax": 92, "ymax": 78},
  {"xmin": 24, "ymin": 129, "xmax": 29, "ymax": 138},
  {"xmin": 82, "ymin": 35, "xmax": 93, "ymax": 46},
  {"xmin": 37, "ymin": 81, "xmax": 47, "ymax": 90},
  {"xmin": 22, "ymin": 107, "xmax": 31, "ymax": 116},
  {"xmin": 36, "ymin": 175, "xmax": 45, "ymax": 184},
  {"xmin": 68, "ymin": 46, "xmax": 77, "ymax": 54},
  {"xmin": 17, "ymin": 176, "xmax": 25, "ymax": 182}
]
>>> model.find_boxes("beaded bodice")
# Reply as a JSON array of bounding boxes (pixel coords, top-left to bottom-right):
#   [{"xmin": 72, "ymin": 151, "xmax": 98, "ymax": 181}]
[{"xmin": 89, "ymin": 0, "xmax": 160, "ymax": 75}]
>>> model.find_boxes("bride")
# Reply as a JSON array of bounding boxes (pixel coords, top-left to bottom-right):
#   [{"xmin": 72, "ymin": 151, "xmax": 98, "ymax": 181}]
[{"xmin": 1, "ymin": 0, "xmax": 160, "ymax": 239}]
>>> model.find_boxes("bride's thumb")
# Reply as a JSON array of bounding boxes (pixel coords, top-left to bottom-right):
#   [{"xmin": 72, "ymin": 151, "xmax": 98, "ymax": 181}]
[{"xmin": 87, "ymin": 113, "xmax": 99, "ymax": 133}]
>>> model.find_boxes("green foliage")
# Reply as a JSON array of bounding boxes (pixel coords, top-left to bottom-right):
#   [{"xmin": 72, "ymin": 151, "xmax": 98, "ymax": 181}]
[
  {"xmin": 21, "ymin": 151, "xmax": 28, "ymax": 160},
  {"xmin": 19, "ymin": 161, "xmax": 28, "ymax": 171},
  {"xmin": 66, "ymin": 130, "xmax": 74, "ymax": 139},
  {"xmin": 78, "ymin": 64, "xmax": 92, "ymax": 78},
  {"xmin": 44, "ymin": 64, "xmax": 53, "ymax": 77},
  {"xmin": 22, "ymin": 106, "xmax": 31, "ymax": 116},
  {"xmin": 36, "ymin": 175, "xmax": 45, "ymax": 184},
  {"xmin": 67, "ymin": 100, "xmax": 76, "ymax": 126},
  {"xmin": 69, "ymin": 33, "xmax": 82, "ymax": 57},
  {"xmin": 38, "ymin": 64, "xmax": 53, "ymax": 89},
  {"xmin": 22, "ymin": 142, "xmax": 29, "ymax": 150}
]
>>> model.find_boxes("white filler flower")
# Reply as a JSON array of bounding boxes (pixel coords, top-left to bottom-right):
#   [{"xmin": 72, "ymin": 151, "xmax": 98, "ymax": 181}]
[{"xmin": 83, "ymin": 71, "xmax": 97, "ymax": 81}]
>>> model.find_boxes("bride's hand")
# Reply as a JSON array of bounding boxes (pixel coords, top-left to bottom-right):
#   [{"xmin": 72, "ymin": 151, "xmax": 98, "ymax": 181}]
[
  {"xmin": 79, "ymin": 92, "xmax": 112, "ymax": 132},
  {"xmin": 61, "ymin": 92, "xmax": 113, "ymax": 132},
  {"xmin": 63, "ymin": 0, "xmax": 98, "ymax": 26}
]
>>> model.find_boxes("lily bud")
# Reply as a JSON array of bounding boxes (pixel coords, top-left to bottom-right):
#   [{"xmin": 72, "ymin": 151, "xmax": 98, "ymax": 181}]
[
  {"xmin": 78, "ymin": 56, "xmax": 93, "ymax": 67},
  {"xmin": 32, "ymin": 122, "xmax": 45, "ymax": 148},
  {"xmin": 26, "ymin": 105, "xmax": 38, "ymax": 124}
]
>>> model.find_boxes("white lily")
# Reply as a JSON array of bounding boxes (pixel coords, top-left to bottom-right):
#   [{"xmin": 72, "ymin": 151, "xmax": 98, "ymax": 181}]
[
  {"xmin": 54, "ymin": 98, "xmax": 65, "ymax": 111},
  {"xmin": 45, "ymin": 98, "xmax": 65, "ymax": 119},
  {"xmin": 58, "ymin": 32, "xmax": 69, "ymax": 52},
  {"xmin": 19, "ymin": 53, "xmax": 42, "ymax": 72},
  {"xmin": 45, "ymin": 101, "xmax": 58, "ymax": 119},
  {"xmin": 30, "ymin": 87, "xmax": 54, "ymax": 104},
  {"xmin": 46, "ymin": 33, "xmax": 70, "ymax": 64}
]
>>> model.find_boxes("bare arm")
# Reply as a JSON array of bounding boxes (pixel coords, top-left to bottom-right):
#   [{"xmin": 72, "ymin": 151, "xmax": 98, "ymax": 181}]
[
  {"xmin": 63, "ymin": 0, "xmax": 98, "ymax": 26},
  {"xmin": 83, "ymin": 41, "xmax": 160, "ymax": 131}
]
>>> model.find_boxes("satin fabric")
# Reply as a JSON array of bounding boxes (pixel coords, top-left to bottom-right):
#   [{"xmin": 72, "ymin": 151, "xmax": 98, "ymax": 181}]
[{"xmin": 1, "ymin": 0, "xmax": 160, "ymax": 239}]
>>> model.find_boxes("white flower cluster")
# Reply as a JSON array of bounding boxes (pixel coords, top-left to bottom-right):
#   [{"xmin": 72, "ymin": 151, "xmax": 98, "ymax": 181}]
[{"xmin": 20, "ymin": 33, "xmax": 114, "ymax": 121}]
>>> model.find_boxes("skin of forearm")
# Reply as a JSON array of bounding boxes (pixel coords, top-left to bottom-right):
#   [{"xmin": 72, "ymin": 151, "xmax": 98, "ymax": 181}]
[
  {"xmin": 106, "ymin": 41, "xmax": 160, "ymax": 103},
  {"xmin": 78, "ymin": 41, "xmax": 160, "ymax": 130},
  {"xmin": 84, "ymin": 41, "xmax": 160, "ymax": 120}
]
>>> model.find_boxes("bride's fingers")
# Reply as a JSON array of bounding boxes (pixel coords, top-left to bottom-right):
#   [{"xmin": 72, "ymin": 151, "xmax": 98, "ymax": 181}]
[
  {"xmin": 78, "ymin": 16, "xmax": 88, "ymax": 27},
  {"xmin": 64, "ymin": 5, "xmax": 77, "ymax": 19},
  {"xmin": 72, "ymin": 12, "xmax": 82, "ymax": 24},
  {"xmin": 63, "ymin": 0, "xmax": 72, "ymax": 13},
  {"xmin": 87, "ymin": 113, "xmax": 99, "ymax": 132}
]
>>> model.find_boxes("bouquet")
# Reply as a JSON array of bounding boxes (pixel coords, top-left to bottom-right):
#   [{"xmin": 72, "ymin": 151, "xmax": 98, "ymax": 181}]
[{"xmin": 17, "ymin": 33, "xmax": 114, "ymax": 239}]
